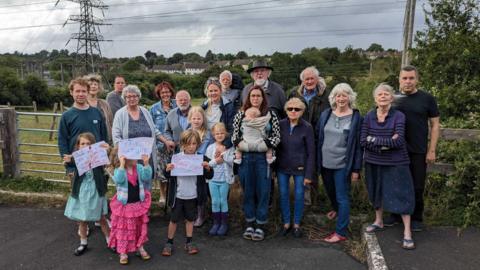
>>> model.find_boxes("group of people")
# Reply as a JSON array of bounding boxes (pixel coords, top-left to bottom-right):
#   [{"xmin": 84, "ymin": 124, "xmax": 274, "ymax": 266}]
[{"xmin": 58, "ymin": 60, "xmax": 440, "ymax": 264}]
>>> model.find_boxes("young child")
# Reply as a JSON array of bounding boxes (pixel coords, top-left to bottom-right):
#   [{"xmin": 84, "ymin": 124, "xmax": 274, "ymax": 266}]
[
  {"xmin": 64, "ymin": 132, "xmax": 110, "ymax": 256},
  {"xmin": 234, "ymin": 107, "xmax": 274, "ymax": 164},
  {"xmin": 162, "ymin": 129, "xmax": 213, "ymax": 256},
  {"xmin": 205, "ymin": 123, "xmax": 235, "ymax": 236},
  {"xmin": 108, "ymin": 148, "xmax": 152, "ymax": 265}
]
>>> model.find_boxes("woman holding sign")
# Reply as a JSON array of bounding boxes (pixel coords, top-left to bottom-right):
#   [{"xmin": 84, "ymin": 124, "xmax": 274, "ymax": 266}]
[
  {"xmin": 112, "ymin": 85, "xmax": 159, "ymax": 189},
  {"xmin": 232, "ymin": 85, "xmax": 281, "ymax": 241}
]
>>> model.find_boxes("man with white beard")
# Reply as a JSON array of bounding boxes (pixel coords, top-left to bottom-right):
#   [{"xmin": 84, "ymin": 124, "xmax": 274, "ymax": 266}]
[
  {"xmin": 159, "ymin": 90, "xmax": 192, "ymax": 153},
  {"xmin": 241, "ymin": 59, "xmax": 286, "ymax": 118}
]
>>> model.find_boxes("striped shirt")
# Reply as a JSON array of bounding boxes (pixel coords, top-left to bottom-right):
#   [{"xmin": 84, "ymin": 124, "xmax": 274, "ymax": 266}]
[{"xmin": 360, "ymin": 108, "xmax": 410, "ymax": 166}]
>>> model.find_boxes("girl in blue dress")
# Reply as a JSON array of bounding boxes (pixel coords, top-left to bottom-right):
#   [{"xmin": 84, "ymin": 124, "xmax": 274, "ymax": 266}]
[{"xmin": 64, "ymin": 132, "xmax": 110, "ymax": 256}]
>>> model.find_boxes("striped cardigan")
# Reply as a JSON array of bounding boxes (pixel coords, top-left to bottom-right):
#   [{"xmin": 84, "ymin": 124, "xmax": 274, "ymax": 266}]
[{"xmin": 113, "ymin": 164, "xmax": 152, "ymax": 205}]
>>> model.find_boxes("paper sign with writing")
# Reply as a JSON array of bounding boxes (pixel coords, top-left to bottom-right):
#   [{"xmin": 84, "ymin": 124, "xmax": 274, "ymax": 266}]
[
  {"xmin": 171, "ymin": 153, "xmax": 203, "ymax": 176},
  {"xmin": 72, "ymin": 141, "xmax": 109, "ymax": 176},
  {"xmin": 118, "ymin": 137, "xmax": 154, "ymax": 160}
]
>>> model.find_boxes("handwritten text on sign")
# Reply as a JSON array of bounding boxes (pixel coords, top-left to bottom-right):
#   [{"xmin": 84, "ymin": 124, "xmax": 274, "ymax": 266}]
[{"xmin": 171, "ymin": 153, "xmax": 203, "ymax": 176}]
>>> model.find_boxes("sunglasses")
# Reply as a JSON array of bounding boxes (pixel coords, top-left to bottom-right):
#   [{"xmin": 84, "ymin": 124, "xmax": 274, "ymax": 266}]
[{"xmin": 286, "ymin": 107, "xmax": 302, "ymax": 112}]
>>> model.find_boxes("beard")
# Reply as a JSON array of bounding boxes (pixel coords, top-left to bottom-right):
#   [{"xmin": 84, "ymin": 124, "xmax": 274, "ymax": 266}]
[{"xmin": 254, "ymin": 79, "xmax": 266, "ymax": 86}]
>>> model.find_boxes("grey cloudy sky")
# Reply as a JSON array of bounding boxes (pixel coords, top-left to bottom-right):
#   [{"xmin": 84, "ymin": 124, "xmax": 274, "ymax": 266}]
[{"xmin": 0, "ymin": 0, "xmax": 428, "ymax": 57}]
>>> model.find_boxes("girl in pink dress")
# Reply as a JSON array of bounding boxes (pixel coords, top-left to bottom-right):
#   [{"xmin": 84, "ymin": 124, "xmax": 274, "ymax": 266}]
[{"xmin": 108, "ymin": 149, "xmax": 152, "ymax": 265}]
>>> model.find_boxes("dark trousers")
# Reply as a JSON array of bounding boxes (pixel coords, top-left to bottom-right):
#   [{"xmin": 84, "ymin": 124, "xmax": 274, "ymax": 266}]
[{"xmin": 392, "ymin": 153, "xmax": 426, "ymax": 222}]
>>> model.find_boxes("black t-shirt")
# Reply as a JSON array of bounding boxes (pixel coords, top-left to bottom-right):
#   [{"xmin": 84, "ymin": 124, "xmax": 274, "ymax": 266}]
[
  {"xmin": 127, "ymin": 181, "xmax": 140, "ymax": 203},
  {"xmin": 393, "ymin": 90, "xmax": 439, "ymax": 154}
]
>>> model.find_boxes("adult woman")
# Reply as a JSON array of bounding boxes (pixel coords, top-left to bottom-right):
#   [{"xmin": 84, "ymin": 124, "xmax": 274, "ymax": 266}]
[
  {"xmin": 112, "ymin": 85, "xmax": 159, "ymax": 189},
  {"xmin": 361, "ymin": 83, "xmax": 415, "ymax": 250},
  {"xmin": 187, "ymin": 106, "xmax": 214, "ymax": 227},
  {"xmin": 232, "ymin": 85, "xmax": 280, "ymax": 241},
  {"xmin": 201, "ymin": 77, "xmax": 236, "ymax": 134},
  {"xmin": 219, "ymin": 70, "xmax": 242, "ymax": 111},
  {"xmin": 87, "ymin": 75, "xmax": 113, "ymax": 142},
  {"xmin": 276, "ymin": 97, "xmax": 315, "ymax": 238},
  {"xmin": 150, "ymin": 81, "xmax": 177, "ymax": 206},
  {"xmin": 317, "ymin": 83, "xmax": 362, "ymax": 243}
]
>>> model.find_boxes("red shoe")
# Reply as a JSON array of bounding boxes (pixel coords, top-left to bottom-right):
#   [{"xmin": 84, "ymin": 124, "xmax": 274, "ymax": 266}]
[{"xmin": 323, "ymin": 232, "xmax": 347, "ymax": 243}]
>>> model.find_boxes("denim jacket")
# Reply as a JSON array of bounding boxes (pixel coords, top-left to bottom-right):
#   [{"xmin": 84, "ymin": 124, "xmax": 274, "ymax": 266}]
[
  {"xmin": 150, "ymin": 99, "xmax": 177, "ymax": 150},
  {"xmin": 113, "ymin": 164, "xmax": 152, "ymax": 205}
]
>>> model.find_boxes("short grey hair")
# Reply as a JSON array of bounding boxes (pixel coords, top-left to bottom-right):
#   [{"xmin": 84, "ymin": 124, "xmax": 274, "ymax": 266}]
[
  {"xmin": 122, "ymin": 85, "xmax": 142, "ymax": 99},
  {"xmin": 219, "ymin": 70, "xmax": 232, "ymax": 80},
  {"xmin": 328, "ymin": 83, "xmax": 357, "ymax": 109},
  {"xmin": 299, "ymin": 66, "xmax": 320, "ymax": 81},
  {"xmin": 373, "ymin": 83, "xmax": 394, "ymax": 98}
]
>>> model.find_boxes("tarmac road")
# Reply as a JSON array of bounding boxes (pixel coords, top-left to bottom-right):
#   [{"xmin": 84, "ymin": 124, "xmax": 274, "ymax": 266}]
[{"xmin": 0, "ymin": 205, "xmax": 365, "ymax": 270}]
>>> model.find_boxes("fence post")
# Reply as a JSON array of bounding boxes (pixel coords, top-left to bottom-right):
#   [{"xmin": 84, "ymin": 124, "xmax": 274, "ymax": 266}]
[
  {"xmin": 0, "ymin": 108, "xmax": 20, "ymax": 178},
  {"xmin": 33, "ymin": 101, "xmax": 39, "ymax": 123},
  {"xmin": 49, "ymin": 102, "xmax": 59, "ymax": 141}
]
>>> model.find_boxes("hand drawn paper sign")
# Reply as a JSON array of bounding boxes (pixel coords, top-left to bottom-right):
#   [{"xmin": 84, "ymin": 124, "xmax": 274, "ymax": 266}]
[
  {"xmin": 72, "ymin": 141, "xmax": 109, "ymax": 176},
  {"xmin": 171, "ymin": 153, "xmax": 203, "ymax": 176},
  {"xmin": 118, "ymin": 137, "xmax": 154, "ymax": 160}
]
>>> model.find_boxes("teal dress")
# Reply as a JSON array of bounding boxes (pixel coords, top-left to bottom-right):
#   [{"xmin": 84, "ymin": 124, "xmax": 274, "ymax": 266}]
[{"xmin": 64, "ymin": 170, "xmax": 108, "ymax": 222}]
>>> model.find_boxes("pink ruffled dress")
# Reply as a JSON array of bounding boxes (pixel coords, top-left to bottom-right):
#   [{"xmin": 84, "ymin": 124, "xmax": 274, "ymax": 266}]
[{"xmin": 108, "ymin": 168, "xmax": 151, "ymax": 254}]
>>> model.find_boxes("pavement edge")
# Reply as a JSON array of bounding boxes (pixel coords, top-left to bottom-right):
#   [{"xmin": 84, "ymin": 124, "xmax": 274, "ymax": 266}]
[{"xmin": 362, "ymin": 224, "xmax": 388, "ymax": 270}]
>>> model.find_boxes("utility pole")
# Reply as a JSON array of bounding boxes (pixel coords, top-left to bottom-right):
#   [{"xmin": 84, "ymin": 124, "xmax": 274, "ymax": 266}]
[
  {"xmin": 55, "ymin": 0, "xmax": 111, "ymax": 74},
  {"xmin": 401, "ymin": 0, "xmax": 416, "ymax": 67}
]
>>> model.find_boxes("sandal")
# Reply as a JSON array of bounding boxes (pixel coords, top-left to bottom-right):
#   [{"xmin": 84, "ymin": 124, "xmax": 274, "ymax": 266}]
[
  {"xmin": 365, "ymin": 223, "xmax": 385, "ymax": 234},
  {"xmin": 74, "ymin": 244, "xmax": 88, "ymax": 256},
  {"xmin": 184, "ymin": 242, "xmax": 199, "ymax": 255},
  {"xmin": 252, "ymin": 228, "xmax": 265, "ymax": 241},
  {"xmin": 119, "ymin": 254, "xmax": 128, "ymax": 265},
  {"xmin": 402, "ymin": 238, "xmax": 416, "ymax": 250},
  {"xmin": 323, "ymin": 232, "xmax": 347, "ymax": 243},
  {"xmin": 243, "ymin": 226, "xmax": 255, "ymax": 240},
  {"xmin": 137, "ymin": 248, "xmax": 151, "ymax": 260},
  {"xmin": 162, "ymin": 243, "xmax": 173, "ymax": 256}
]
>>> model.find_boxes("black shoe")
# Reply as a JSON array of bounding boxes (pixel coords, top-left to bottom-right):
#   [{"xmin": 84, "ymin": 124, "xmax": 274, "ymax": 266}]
[
  {"xmin": 292, "ymin": 227, "xmax": 303, "ymax": 238},
  {"xmin": 277, "ymin": 226, "xmax": 291, "ymax": 237},
  {"xmin": 74, "ymin": 244, "xmax": 88, "ymax": 256},
  {"xmin": 411, "ymin": 220, "xmax": 424, "ymax": 232},
  {"xmin": 383, "ymin": 215, "xmax": 400, "ymax": 227}
]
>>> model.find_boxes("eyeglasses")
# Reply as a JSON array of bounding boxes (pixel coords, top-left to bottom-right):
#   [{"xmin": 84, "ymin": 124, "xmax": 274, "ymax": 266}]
[
  {"xmin": 125, "ymin": 95, "xmax": 139, "ymax": 99},
  {"xmin": 286, "ymin": 107, "xmax": 302, "ymax": 112}
]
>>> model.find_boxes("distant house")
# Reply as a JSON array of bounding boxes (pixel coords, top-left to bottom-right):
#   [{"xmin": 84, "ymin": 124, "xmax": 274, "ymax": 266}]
[
  {"xmin": 150, "ymin": 64, "xmax": 183, "ymax": 74},
  {"xmin": 214, "ymin": 60, "xmax": 231, "ymax": 67},
  {"xmin": 184, "ymin": 63, "xmax": 209, "ymax": 75},
  {"xmin": 232, "ymin": 59, "xmax": 251, "ymax": 71}
]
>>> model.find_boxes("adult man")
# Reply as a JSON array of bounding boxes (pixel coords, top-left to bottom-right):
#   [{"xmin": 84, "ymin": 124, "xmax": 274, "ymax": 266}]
[
  {"xmin": 241, "ymin": 59, "xmax": 286, "ymax": 118},
  {"xmin": 288, "ymin": 66, "xmax": 330, "ymax": 134},
  {"xmin": 159, "ymin": 90, "xmax": 192, "ymax": 152},
  {"xmin": 106, "ymin": 75, "xmax": 126, "ymax": 117},
  {"xmin": 388, "ymin": 65, "xmax": 440, "ymax": 231},
  {"xmin": 58, "ymin": 77, "xmax": 108, "ymax": 173},
  {"xmin": 288, "ymin": 66, "xmax": 330, "ymax": 207}
]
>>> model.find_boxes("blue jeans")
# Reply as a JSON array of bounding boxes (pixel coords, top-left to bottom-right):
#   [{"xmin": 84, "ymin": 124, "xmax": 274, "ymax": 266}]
[
  {"xmin": 209, "ymin": 181, "xmax": 230, "ymax": 213},
  {"xmin": 322, "ymin": 167, "xmax": 350, "ymax": 237},
  {"xmin": 239, "ymin": 152, "xmax": 270, "ymax": 224},
  {"xmin": 277, "ymin": 171, "xmax": 305, "ymax": 226}
]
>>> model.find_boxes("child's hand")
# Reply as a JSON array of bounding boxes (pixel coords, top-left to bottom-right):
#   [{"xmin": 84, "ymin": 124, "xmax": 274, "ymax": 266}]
[
  {"xmin": 141, "ymin": 154, "xmax": 150, "ymax": 166},
  {"xmin": 100, "ymin": 143, "xmax": 110, "ymax": 149},
  {"xmin": 63, "ymin": 154, "xmax": 72, "ymax": 164},
  {"xmin": 119, "ymin": 156, "xmax": 126, "ymax": 168},
  {"xmin": 202, "ymin": 161, "xmax": 211, "ymax": 171},
  {"xmin": 215, "ymin": 155, "xmax": 224, "ymax": 164},
  {"xmin": 166, "ymin": 163, "xmax": 174, "ymax": 172}
]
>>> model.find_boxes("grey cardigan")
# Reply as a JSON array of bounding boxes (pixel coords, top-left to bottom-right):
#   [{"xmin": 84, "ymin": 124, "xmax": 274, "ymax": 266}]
[
  {"xmin": 112, "ymin": 106, "xmax": 160, "ymax": 179},
  {"xmin": 164, "ymin": 107, "xmax": 190, "ymax": 143}
]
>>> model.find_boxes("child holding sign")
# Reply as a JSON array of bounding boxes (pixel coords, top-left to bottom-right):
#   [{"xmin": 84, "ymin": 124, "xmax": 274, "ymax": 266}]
[
  {"xmin": 108, "ymin": 148, "xmax": 153, "ymax": 265},
  {"xmin": 162, "ymin": 129, "xmax": 213, "ymax": 256},
  {"xmin": 205, "ymin": 123, "xmax": 235, "ymax": 236},
  {"xmin": 64, "ymin": 132, "xmax": 110, "ymax": 256}
]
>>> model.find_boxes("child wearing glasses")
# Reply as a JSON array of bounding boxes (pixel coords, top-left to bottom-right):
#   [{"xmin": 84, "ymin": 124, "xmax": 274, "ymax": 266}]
[{"xmin": 233, "ymin": 107, "xmax": 275, "ymax": 164}]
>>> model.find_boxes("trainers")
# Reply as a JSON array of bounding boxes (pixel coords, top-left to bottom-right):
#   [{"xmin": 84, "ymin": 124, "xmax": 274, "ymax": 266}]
[
  {"xmin": 243, "ymin": 226, "xmax": 255, "ymax": 240},
  {"xmin": 184, "ymin": 242, "xmax": 199, "ymax": 255},
  {"xmin": 411, "ymin": 220, "xmax": 424, "ymax": 232},
  {"xmin": 161, "ymin": 243, "xmax": 173, "ymax": 256},
  {"xmin": 292, "ymin": 227, "xmax": 303, "ymax": 238},
  {"xmin": 383, "ymin": 215, "xmax": 400, "ymax": 227}
]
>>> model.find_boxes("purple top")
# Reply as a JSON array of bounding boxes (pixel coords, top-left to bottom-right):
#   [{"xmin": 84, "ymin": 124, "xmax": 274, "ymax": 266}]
[{"xmin": 360, "ymin": 108, "xmax": 410, "ymax": 166}]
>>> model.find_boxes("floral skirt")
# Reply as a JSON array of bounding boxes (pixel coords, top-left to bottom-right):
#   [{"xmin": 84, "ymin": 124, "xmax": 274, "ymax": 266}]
[{"xmin": 108, "ymin": 191, "xmax": 151, "ymax": 254}]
